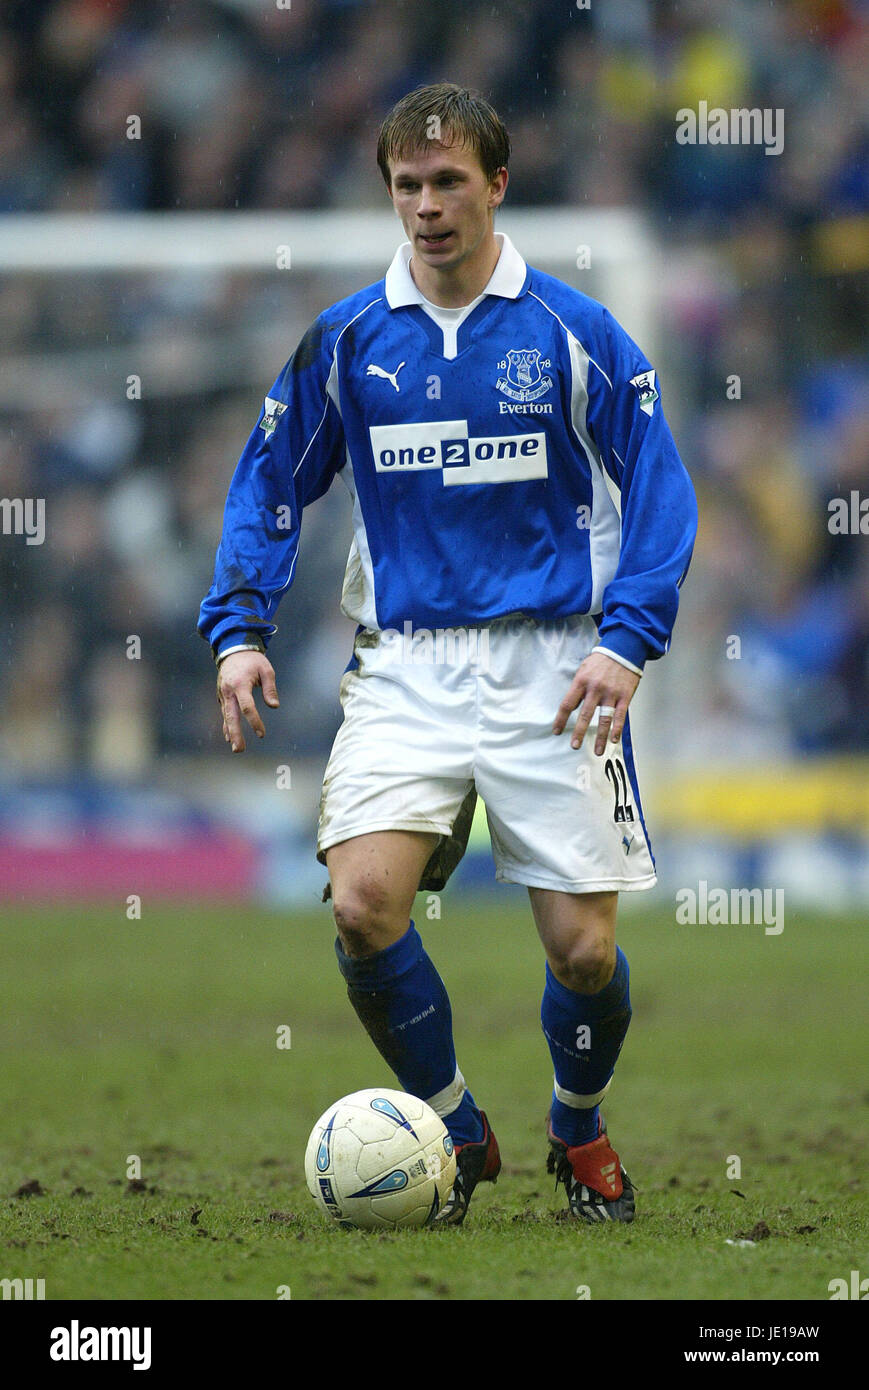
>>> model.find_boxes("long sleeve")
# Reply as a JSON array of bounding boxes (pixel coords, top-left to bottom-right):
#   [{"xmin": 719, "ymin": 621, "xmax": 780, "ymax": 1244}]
[
  {"xmin": 589, "ymin": 308, "xmax": 698, "ymax": 671},
  {"xmin": 197, "ymin": 318, "xmax": 346, "ymax": 660}
]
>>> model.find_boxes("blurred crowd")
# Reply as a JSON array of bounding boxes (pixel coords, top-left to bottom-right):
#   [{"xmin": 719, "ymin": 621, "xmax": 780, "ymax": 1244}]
[{"xmin": 0, "ymin": 0, "xmax": 867, "ymax": 773}]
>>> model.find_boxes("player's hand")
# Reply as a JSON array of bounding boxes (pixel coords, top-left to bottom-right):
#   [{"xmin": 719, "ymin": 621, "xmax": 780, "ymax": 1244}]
[
  {"xmin": 553, "ymin": 650, "xmax": 640, "ymax": 756},
  {"xmin": 217, "ymin": 652, "xmax": 279, "ymax": 753}
]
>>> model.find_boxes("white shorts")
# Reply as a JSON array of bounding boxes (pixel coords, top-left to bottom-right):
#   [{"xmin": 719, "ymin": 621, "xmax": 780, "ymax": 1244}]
[{"xmin": 316, "ymin": 615, "xmax": 657, "ymax": 894}]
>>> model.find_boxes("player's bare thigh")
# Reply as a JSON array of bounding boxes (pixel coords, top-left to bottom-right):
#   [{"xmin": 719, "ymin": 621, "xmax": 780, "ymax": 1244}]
[
  {"xmin": 326, "ymin": 830, "xmax": 440, "ymax": 958},
  {"xmin": 529, "ymin": 887, "xmax": 618, "ymax": 995}
]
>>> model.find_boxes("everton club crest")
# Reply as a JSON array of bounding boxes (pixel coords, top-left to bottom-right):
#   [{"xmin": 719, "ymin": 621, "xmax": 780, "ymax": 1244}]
[{"xmin": 496, "ymin": 348, "xmax": 553, "ymax": 404}]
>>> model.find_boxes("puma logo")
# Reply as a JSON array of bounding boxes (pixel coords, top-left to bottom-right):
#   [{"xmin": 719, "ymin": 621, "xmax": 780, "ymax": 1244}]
[{"xmin": 366, "ymin": 361, "xmax": 405, "ymax": 392}]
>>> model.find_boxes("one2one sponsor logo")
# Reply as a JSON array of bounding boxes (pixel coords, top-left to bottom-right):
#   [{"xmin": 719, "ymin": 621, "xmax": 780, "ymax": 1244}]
[{"xmin": 369, "ymin": 420, "xmax": 548, "ymax": 486}]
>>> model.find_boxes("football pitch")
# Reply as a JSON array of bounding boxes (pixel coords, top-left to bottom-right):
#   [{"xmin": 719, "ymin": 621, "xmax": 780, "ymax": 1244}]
[{"xmin": 0, "ymin": 896, "xmax": 864, "ymax": 1302}]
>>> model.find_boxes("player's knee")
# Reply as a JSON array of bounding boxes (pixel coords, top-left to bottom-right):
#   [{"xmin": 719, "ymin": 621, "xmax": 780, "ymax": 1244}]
[
  {"xmin": 548, "ymin": 935, "xmax": 615, "ymax": 995},
  {"xmin": 332, "ymin": 883, "xmax": 394, "ymax": 958}
]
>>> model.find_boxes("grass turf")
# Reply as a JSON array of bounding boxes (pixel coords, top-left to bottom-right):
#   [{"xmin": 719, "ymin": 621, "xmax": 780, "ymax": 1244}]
[{"xmin": 0, "ymin": 897, "xmax": 865, "ymax": 1301}]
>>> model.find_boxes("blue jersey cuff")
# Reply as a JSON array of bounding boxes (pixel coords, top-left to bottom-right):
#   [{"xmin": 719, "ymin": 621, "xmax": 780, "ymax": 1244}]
[
  {"xmin": 594, "ymin": 625, "xmax": 650, "ymax": 673},
  {"xmin": 214, "ymin": 631, "xmax": 267, "ymax": 663}
]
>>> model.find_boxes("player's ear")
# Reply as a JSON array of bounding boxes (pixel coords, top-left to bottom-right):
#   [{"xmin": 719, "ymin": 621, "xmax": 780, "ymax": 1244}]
[{"xmin": 488, "ymin": 166, "xmax": 508, "ymax": 211}]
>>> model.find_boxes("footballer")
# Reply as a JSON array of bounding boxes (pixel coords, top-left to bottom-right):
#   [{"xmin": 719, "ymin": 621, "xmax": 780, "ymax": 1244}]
[{"xmin": 199, "ymin": 84, "xmax": 698, "ymax": 1225}]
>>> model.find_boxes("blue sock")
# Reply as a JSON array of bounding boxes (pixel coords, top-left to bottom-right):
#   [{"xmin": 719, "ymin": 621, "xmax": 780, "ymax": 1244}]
[
  {"xmin": 336, "ymin": 921, "xmax": 484, "ymax": 1146},
  {"xmin": 541, "ymin": 948, "xmax": 632, "ymax": 1147}
]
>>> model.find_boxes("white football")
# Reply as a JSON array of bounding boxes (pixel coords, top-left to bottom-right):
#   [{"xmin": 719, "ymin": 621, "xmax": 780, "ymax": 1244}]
[{"xmin": 304, "ymin": 1088, "xmax": 456, "ymax": 1229}]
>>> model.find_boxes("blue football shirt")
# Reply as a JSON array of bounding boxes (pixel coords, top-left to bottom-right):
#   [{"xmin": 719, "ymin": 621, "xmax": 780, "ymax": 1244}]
[{"xmin": 198, "ymin": 234, "xmax": 698, "ymax": 673}]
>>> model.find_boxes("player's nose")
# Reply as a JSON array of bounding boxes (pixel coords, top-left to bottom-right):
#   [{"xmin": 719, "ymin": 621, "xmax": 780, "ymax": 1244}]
[{"xmin": 416, "ymin": 184, "xmax": 441, "ymax": 216}]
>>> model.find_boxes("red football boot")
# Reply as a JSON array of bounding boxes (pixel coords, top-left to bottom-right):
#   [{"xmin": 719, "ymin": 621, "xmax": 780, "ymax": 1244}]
[{"xmin": 546, "ymin": 1115, "xmax": 635, "ymax": 1223}]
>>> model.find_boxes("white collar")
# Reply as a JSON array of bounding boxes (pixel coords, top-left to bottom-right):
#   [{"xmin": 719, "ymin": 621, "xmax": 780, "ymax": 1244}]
[{"xmin": 384, "ymin": 232, "xmax": 527, "ymax": 310}]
